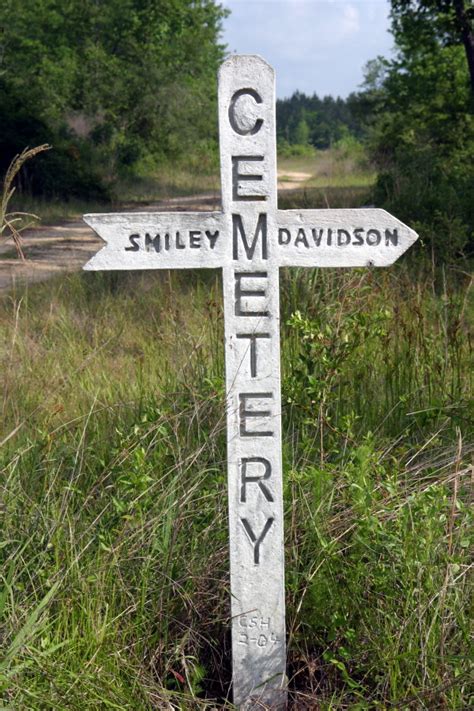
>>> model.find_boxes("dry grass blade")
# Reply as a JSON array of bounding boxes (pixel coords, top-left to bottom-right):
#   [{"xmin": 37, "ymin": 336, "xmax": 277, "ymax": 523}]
[{"xmin": 0, "ymin": 144, "xmax": 51, "ymax": 260}]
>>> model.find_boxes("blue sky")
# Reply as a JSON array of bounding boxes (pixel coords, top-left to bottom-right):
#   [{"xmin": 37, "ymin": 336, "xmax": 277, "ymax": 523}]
[{"xmin": 222, "ymin": 0, "xmax": 394, "ymax": 98}]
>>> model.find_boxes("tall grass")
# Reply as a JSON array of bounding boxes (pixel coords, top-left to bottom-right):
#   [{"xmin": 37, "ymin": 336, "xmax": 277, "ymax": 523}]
[
  {"xmin": 1, "ymin": 260, "xmax": 472, "ymax": 708},
  {"xmin": 1, "ymin": 146, "xmax": 51, "ymax": 254}
]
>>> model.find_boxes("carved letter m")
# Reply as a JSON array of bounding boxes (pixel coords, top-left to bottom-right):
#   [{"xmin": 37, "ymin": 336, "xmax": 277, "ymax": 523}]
[{"xmin": 233, "ymin": 213, "xmax": 268, "ymax": 260}]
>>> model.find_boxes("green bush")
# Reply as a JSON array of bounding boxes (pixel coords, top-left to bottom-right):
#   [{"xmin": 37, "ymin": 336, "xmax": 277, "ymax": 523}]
[{"xmin": 277, "ymin": 139, "xmax": 316, "ymax": 159}]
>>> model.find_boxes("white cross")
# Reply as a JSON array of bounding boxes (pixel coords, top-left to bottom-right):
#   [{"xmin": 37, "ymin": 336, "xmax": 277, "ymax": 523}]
[{"xmin": 83, "ymin": 55, "xmax": 418, "ymax": 710}]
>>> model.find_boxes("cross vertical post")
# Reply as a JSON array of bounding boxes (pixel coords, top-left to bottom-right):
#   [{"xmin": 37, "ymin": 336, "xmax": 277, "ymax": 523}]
[{"xmin": 219, "ymin": 57, "xmax": 287, "ymax": 708}]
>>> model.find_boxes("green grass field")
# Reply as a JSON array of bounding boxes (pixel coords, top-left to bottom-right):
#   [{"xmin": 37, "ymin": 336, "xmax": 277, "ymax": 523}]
[
  {"xmin": 1, "ymin": 156, "xmax": 473, "ymax": 708},
  {"xmin": 277, "ymin": 149, "xmax": 376, "ymax": 191}
]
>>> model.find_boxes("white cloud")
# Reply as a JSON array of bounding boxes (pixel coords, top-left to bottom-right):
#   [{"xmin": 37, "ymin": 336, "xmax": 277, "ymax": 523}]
[
  {"xmin": 341, "ymin": 4, "xmax": 360, "ymax": 37},
  {"xmin": 223, "ymin": 0, "xmax": 393, "ymax": 97}
]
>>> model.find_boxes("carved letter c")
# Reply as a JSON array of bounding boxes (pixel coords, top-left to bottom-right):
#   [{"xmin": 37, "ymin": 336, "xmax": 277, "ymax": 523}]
[{"xmin": 229, "ymin": 89, "xmax": 264, "ymax": 136}]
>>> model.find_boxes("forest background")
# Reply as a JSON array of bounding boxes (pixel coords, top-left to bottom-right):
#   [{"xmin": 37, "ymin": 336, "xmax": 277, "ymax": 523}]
[{"xmin": 1, "ymin": 1, "xmax": 473, "ymax": 709}]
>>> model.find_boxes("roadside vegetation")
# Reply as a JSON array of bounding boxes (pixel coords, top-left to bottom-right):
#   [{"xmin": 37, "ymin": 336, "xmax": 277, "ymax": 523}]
[{"xmin": 1, "ymin": 261, "xmax": 472, "ymax": 709}]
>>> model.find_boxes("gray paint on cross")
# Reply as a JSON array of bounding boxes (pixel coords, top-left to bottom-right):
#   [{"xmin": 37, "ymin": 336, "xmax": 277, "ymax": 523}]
[{"xmin": 83, "ymin": 55, "xmax": 418, "ymax": 710}]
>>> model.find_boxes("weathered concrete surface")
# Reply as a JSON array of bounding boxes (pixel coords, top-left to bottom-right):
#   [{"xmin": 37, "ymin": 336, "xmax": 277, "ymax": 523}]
[
  {"xmin": 84, "ymin": 55, "xmax": 289, "ymax": 709},
  {"xmin": 219, "ymin": 55, "xmax": 287, "ymax": 710}
]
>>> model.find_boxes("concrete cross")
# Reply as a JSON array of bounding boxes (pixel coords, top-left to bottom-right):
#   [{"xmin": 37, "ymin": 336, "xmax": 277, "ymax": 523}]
[{"xmin": 83, "ymin": 55, "xmax": 418, "ymax": 709}]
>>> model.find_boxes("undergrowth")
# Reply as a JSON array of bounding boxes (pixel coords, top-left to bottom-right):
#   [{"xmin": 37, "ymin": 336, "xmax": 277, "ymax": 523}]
[{"xmin": 1, "ymin": 264, "xmax": 472, "ymax": 709}]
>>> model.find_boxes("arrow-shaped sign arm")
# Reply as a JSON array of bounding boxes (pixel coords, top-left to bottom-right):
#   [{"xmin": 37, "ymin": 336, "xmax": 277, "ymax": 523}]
[
  {"xmin": 83, "ymin": 212, "xmax": 227, "ymax": 271},
  {"xmin": 275, "ymin": 208, "xmax": 419, "ymax": 267}
]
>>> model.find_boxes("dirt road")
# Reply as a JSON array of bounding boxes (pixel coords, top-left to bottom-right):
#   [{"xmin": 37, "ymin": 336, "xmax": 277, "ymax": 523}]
[
  {"xmin": 0, "ymin": 194, "xmax": 220, "ymax": 292},
  {"xmin": 0, "ymin": 172, "xmax": 310, "ymax": 292}
]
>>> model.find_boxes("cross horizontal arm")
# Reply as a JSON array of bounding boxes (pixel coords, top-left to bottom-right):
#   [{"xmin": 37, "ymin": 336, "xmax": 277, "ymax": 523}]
[
  {"xmin": 83, "ymin": 212, "xmax": 226, "ymax": 270},
  {"xmin": 275, "ymin": 208, "xmax": 418, "ymax": 267}
]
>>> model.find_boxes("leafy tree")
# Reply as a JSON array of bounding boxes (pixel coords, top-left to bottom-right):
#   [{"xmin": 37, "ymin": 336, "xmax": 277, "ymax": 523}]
[
  {"xmin": 294, "ymin": 117, "xmax": 310, "ymax": 145},
  {"xmin": 0, "ymin": 0, "xmax": 228, "ymax": 196},
  {"xmin": 0, "ymin": 80, "xmax": 109, "ymax": 200},
  {"xmin": 362, "ymin": 1, "xmax": 474, "ymax": 262},
  {"xmin": 391, "ymin": 0, "xmax": 474, "ymax": 92}
]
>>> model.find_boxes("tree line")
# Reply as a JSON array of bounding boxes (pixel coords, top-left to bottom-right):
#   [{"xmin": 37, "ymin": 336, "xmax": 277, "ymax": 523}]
[
  {"xmin": 276, "ymin": 1, "xmax": 473, "ymax": 260},
  {"xmin": 276, "ymin": 92, "xmax": 363, "ymax": 150}
]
